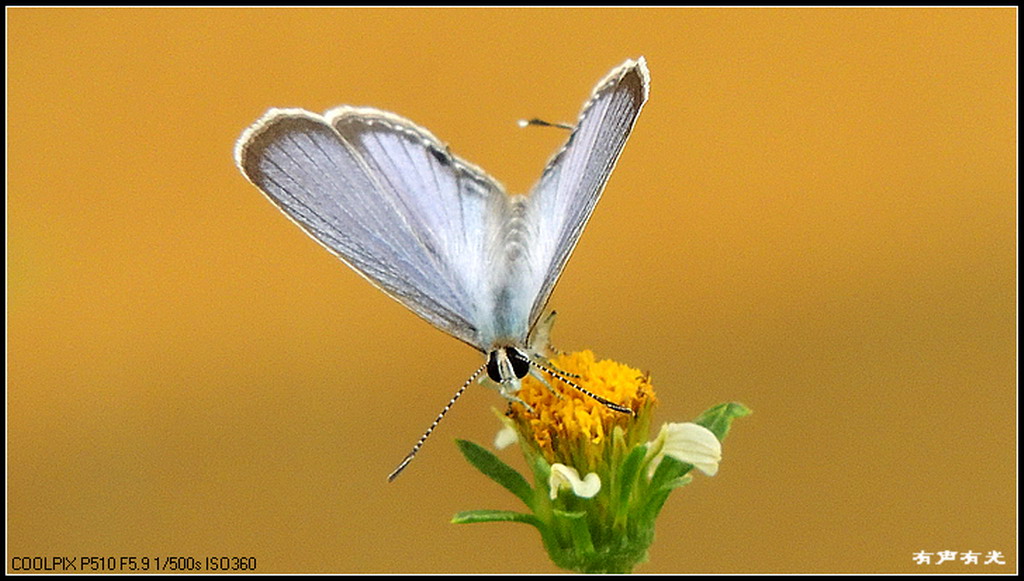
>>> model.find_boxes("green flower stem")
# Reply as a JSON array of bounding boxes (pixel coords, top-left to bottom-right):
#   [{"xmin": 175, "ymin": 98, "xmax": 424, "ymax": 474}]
[{"xmin": 556, "ymin": 510, "xmax": 595, "ymax": 555}]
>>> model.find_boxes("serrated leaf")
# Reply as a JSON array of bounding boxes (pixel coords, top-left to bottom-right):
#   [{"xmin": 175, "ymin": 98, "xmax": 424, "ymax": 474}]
[{"xmin": 455, "ymin": 439, "xmax": 534, "ymax": 508}]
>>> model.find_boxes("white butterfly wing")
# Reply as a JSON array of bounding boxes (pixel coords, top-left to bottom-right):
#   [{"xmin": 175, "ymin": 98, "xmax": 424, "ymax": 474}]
[
  {"xmin": 522, "ymin": 57, "xmax": 650, "ymax": 332},
  {"xmin": 236, "ymin": 58, "xmax": 649, "ymax": 354},
  {"xmin": 235, "ymin": 106, "xmax": 510, "ymax": 351}
]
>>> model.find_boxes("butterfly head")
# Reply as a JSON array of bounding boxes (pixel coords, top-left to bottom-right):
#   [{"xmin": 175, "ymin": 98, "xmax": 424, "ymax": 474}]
[{"xmin": 486, "ymin": 346, "xmax": 531, "ymax": 384}]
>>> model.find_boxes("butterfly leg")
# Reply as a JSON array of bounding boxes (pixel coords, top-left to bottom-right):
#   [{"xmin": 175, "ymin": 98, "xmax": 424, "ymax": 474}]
[
  {"xmin": 526, "ymin": 365, "xmax": 565, "ymax": 400},
  {"xmin": 500, "ymin": 378, "xmax": 537, "ymax": 414},
  {"xmin": 480, "ymin": 375, "xmax": 536, "ymax": 413}
]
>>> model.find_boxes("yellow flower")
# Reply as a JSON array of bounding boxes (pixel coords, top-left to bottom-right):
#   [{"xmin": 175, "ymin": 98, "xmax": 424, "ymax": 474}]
[
  {"xmin": 505, "ymin": 350, "xmax": 657, "ymax": 473},
  {"xmin": 459, "ymin": 337, "xmax": 750, "ymax": 574}
]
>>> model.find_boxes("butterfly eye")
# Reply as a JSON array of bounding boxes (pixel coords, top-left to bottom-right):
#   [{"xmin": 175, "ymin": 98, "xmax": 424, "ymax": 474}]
[
  {"xmin": 486, "ymin": 351, "xmax": 504, "ymax": 382},
  {"xmin": 508, "ymin": 348, "xmax": 531, "ymax": 380}
]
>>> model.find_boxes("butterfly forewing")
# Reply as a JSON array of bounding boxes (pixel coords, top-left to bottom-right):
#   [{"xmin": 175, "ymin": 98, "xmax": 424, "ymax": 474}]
[
  {"xmin": 524, "ymin": 58, "xmax": 650, "ymax": 332},
  {"xmin": 235, "ymin": 108, "xmax": 508, "ymax": 350}
]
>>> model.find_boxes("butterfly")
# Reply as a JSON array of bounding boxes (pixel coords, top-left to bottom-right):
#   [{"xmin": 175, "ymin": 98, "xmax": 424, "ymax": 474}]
[{"xmin": 235, "ymin": 57, "xmax": 649, "ymax": 479}]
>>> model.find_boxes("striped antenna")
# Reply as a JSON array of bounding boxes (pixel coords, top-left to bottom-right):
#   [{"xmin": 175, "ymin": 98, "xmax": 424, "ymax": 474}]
[
  {"xmin": 387, "ymin": 363, "xmax": 487, "ymax": 482},
  {"xmin": 528, "ymin": 359, "xmax": 634, "ymax": 416}
]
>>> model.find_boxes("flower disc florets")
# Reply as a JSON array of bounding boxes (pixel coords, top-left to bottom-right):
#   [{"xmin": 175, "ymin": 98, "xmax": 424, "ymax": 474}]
[{"xmin": 506, "ymin": 350, "xmax": 657, "ymax": 473}]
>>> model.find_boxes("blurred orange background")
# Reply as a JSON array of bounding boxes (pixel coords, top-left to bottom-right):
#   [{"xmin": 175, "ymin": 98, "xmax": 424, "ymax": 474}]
[{"xmin": 7, "ymin": 7, "xmax": 1016, "ymax": 574}]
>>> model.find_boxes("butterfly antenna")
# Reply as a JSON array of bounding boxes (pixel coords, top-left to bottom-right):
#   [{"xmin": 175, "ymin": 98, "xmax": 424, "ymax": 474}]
[
  {"xmin": 387, "ymin": 363, "xmax": 486, "ymax": 482},
  {"xmin": 517, "ymin": 118, "xmax": 575, "ymax": 131},
  {"xmin": 528, "ymin": 359, "xmax": 634, "ymax": 416}
]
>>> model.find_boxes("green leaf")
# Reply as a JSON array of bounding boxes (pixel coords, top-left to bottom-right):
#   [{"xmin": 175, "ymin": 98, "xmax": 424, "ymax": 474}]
[
  {"xmin": 455, "ymin": 439, "xmax": 534, "ymax": 508},
  {"xmin": 641, "ymin": 487, "xmax": 674, "ymax": 526},
  {"xmin": 451, "ymin": 509, "xmax": 543, "ymax": 528},
  {"xmin": 524, "ymin": 444, "xmax": 552, "ymax": 487},
  {"xmin": 641, "ymin": 456, "xmax": 690, "ymax": 523},
  {"xmin": 453, "ymin": 508, "xmax": 562, "ymax": 561},
  {"xmin": 694, "ymin": 402, "xmax": 752, "ymax": 442},
  {"xmin": 648, "ymin": 454, "xmax": 690, "ymax": 492},
  {"xmin": 663, "ymin": 474, "xmax": 693, "ymax": 491},
  {"xmin": 616, "ymin": 444, "xmax": 648, "ymax": 513}
]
